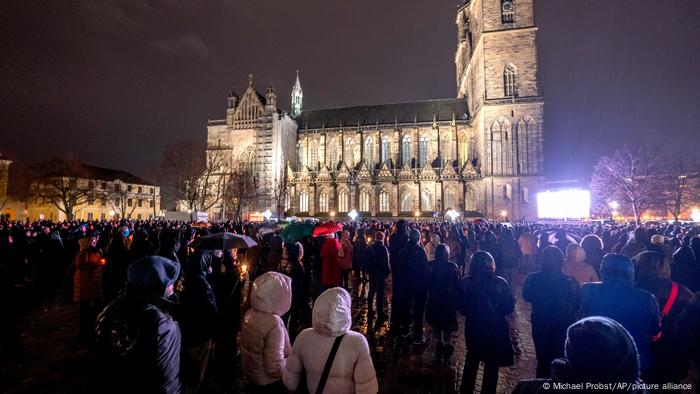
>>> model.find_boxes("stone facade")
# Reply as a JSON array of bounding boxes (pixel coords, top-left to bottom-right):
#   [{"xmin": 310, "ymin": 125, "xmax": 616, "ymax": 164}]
[{"xmin": 207, "ymin": 0, "xmax": 545, "ymax": 220}]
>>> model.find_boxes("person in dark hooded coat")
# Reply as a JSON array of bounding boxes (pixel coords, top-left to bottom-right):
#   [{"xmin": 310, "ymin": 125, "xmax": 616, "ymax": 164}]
[
  {"xmin": 180, "ymin": 250, "xmax": 218, "ymax": 393},
  {"xmin": 95, "ymin": 256, "xmax": 181, "ymax": 394},
  {"xmin": 581, "ymin": 253, "xmax": 660, "ymax": 380},
  {"xmin": 458, "ymin": 251, "xmax": 514, "ymax": 394},
  {"xmin": 513, "ymin": 316, "xmax": 647, "ymax": 394},
  {"xmin": 522, "ymin": 246, "xmax": 581, "ymax": 378},
  {"xmin": 426, "ymin": 244, "xmax": 460, "ymax": 364},
  {"xmin": 388, "ymin": 220, "xmax": 409, "ymax": 327},
  {"xmin": 395, "ymin": 229, "xmax": 429, "ymax": 342},
  {"xmin": 671, "ymin": 245, "xmax": 700, "ymax": 292}
]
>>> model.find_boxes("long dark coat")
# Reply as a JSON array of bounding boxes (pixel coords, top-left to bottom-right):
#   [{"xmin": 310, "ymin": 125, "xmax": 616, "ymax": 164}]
[
  {"xmin": 426, "ymin": 259, "xmax": 460, "ymax": 332},
  {"xmin": 459, "ymin": 274, "xmax": 515, "ymax": 367}
]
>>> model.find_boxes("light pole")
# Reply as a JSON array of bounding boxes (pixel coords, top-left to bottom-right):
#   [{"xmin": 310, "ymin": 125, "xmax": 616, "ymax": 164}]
[{"xmin": 609, "ymin": 201, "xmax": 619, "ymax": 222}]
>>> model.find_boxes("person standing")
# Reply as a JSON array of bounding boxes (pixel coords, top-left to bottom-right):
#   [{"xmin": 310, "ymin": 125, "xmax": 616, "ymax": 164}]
[
  {"xmin": 352, "ymin": 228, "xmax": 368, "ymax": 283},
  {"xmin": 365, "ymin": 231, "xmax": 391, "ymax": 327},
  {"xmin": 73, "ymin": 234, "xmax": 103, "ymax": 340},
  {"xmin": 518, "ymin": 227, "xmax": 537, "ymax": 274},
  {"xmin": 581, "ymin": 253, "xmax": 660, "ymax": 380},
  {"xmin": 561, "ymin": 243, "xmax": 599, "ymax": 284},
  {"xmin": 388, "ymin": 220, "xmax": 409, "ymax": 327},
  {"xmin": 496, "ymin": 229, "xmax": 521, "ymax": 289},
  {"xmin": 458, "ymin": 251, "xmax": 515, "ymax": 394},
  {"xmin": 240, "ymin": 272, "xmax": 293, "ymax": 393},
  {"xmin": 320, "ymin": 234, "xmax": 341, "ymax": 290},
  {"xmin": 396, "ymin": 229, "xmax": 429, "ymax": 342},
  {"xmin": 522, "ymin": 246, "xmax": 581, "ymax": 378},
  {"xmin": 426, "ymin": 244, "xmax": 460, "ymax": 364},
  {"xmin": 95, "ymin": 256, "xmax": 182, "ymax": 394},
  {"xmin": 338, "ymin": 230, "xmax": 354, "ymax": 290}
]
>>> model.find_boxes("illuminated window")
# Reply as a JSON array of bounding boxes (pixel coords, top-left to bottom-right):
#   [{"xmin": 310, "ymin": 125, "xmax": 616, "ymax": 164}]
[
  {"xmin": 329, "ymin": 141, "xmax": 339, "ymax": 168},
  {"xmin": 402, "ymin": 136, "xmax": 412, "ymax": 165},
  {"xmin": 379, "ymin": 190, "xmax": 390, "ymax": 212},
  {"xmin": 338, "ymin": 190, "xmax": 348, "ymax": 212},
  {"xmin": 359, "ymin": 190, "xmax": 370, "ymax": 212},
  {"xmin": 319, "ymin": 192, "xmax": 329, "ymax": 212},
  {"xmin": 522, "ymin": 187, "xmax": 529, "ymax": 204},
  {"xmin": 296, "ymin": 142, "xmax": 303, "ymax": 169},
  {"xmin": 419, "ymin": 136, "xmax": 429, "ymax": 167},
  {"xmin": 299, "ymin": 190, "xmax": 309, "ymax": 212},
  {"xmin": 381, "ymin": 137, "xmax": 391, "ymax": 165},
  {"xmin": 401, "ymin": 193, "xmax": 412, "ymax": 212},
  {"xmin": 503, "ymin": 183, "xmax": 513, "ymax": 200},
  {"xmin": 364, "ymin": 137, "xmax": 374, "ymax": 168},
  {"xmin": 344, "ymin": 138, "xmax": 355, "ymax": 166},
  {"xmin": 310, "ymin": 147, "xmax": 318, "ymax": 170}
]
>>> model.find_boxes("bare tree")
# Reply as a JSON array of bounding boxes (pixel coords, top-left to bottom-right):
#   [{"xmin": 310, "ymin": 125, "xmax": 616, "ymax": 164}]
[
  {"xmin": 223, "ymin": 168, "xmax": 258, "ymax": 221},
  {"xmin": 31, "ymin": 156, "xmax": 92, "ymax": 221},
  {"xmin": 270, "ymin": 174, "xmax": 288, "ymax": 219},
  {"xmin": 591, "ymin": 146, "xmax": 665, "ymax": 225},
  {"xmin": 160, "ymin": 139, "xmax": 227, "ymax": 212},
  {"xmin": 104, "ymin": 184, "xmax": 138, "ymax": 219},
  {"xmin": 0, "ymin": 158, "xmax": 10, "ymax": 213},
  {"xmin": 659, "ymin": 154, "xmax": 700, "ymax": 222}
]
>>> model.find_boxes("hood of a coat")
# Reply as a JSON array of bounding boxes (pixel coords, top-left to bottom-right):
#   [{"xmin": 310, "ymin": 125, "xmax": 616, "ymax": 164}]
[
  {"xmin": 313, "ymin": 287, "xmax": 352, "ymax": 337},
  {"xmin": 127, "ymin": 256, "xmax": 180, "ymax": 297},
  {"xmin": 565, "ymin": 244, "xmax": 586, "ymax": 262},
  {"xmin": 250, "ymin": 271, "xmax": 292, "ymax": 316}
]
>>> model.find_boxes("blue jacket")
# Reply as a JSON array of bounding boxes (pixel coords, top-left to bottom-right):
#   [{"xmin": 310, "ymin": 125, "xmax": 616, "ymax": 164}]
[{"xmin": 581, "ymin": 280, "xmax": 660, "ymax": 372}]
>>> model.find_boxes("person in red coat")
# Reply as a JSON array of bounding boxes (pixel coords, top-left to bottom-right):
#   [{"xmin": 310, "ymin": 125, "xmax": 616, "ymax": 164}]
[{"xmin": 320, "ymin": 234, "xmax": 341, "ymax": 290}]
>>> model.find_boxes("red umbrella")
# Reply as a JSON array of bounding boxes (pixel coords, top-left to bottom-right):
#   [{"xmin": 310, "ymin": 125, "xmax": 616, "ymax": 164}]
[{"xmin": 313, "ymin": 222, "xmax": 344, "ymax": 237}]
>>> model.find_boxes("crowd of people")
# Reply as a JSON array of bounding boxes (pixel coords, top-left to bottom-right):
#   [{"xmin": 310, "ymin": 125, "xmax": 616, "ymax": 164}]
[{"xmin": 1, "ymin": 217, "xmax": 699, "ymax": 393}]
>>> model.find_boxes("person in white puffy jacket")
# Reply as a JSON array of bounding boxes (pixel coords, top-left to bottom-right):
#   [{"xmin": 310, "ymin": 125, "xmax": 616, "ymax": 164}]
[
  {"xmin": 283, "ymin": 287, "xmax": 379, "ymax": 394},
  {"xmin": 240, "ymin": 271, "xmax": 292, "ymax": 393}
]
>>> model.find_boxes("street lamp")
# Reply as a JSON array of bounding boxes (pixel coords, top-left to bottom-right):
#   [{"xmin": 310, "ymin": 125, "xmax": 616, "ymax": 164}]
[
  {"xmin": 109, "ymin": 210, "xmax": 115, "ymax": 218},
  {"xmin": 348, "ymin": 209, "xmax": 358, "ymax": 221},
  {"xmin": 330, "ymin": 211, "xmax": 336, "ymax": 218},
  {"xmin": 609, "ymin": 201, "xmax": 619, "ymax": 221},
  {"xmin": 262, "ymin": 209, "xmax": 272, "ymax": 221},
  {"xmin": 446, "ymin": 209, "xmax": 460, "ymax": 221},
  {"xmin": 500, "ymin": 210, "xmax": 507, "ymax": 220},
  {"xmin": 691, "ymin": 208, "xmax": 700, "ymax": 223},
  {"xmin": 414, "ymin": 210, "xmax": 420, "ymax": 219}
]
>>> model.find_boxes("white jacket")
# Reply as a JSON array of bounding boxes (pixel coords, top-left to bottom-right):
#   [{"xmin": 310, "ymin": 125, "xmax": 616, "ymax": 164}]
[
  {"xmin": 283, "ymin": 288, "xmax": 378, "ymax": 394},
  {"xmin": 240, "ymin": 272, "xmax": 292, "ymax": 385},
  {"xmin": 424, "ymin": 234, "xmax": 441, "ymax": 262}
]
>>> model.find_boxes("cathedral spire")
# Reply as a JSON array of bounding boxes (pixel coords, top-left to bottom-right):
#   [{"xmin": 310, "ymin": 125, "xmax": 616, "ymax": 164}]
[{"xmin": 291, "ymin": 69, "xmax": 303, "ymax": 118}]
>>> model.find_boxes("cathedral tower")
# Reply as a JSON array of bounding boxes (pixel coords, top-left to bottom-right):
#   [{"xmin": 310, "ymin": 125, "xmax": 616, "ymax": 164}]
[
  {"xmin": 291, "ymin": 70, "xmax": 303, "ymax": 118},
  {"xmin": 456, "ymin": 0, "xmax": 544, "ymax": 219}
]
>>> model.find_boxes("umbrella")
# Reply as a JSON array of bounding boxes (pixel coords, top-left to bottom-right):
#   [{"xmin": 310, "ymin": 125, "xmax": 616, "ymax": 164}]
[
  {"xmin": 259, "ymin": 223, "xmax": 285, "ymax": 236},
  {"xmin": 190, "ymin": 232, "xmax": 258, "ymax": 250},
  {"xmin": 539, "ymin": 229, "xmax": 582, "ymax": 246},
  {"xmin": 473, "ymin": 218, "xmax": 489, "ymax": 225},
  {"xmin": 313, "ymin": 222, "xmax": 344, "ymax": 237},
  {"xmin": 280, "ymin": 222, "xmax": 315, "ymax": 243}
]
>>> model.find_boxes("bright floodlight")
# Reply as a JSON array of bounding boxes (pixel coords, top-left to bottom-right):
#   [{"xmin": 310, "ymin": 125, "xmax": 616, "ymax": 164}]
[
  {"xmin": 537, "ymin": 189, "xmax": 591, "ymax": 219},
  {"xmin": 348, "ymin": 209, "xmax": 358, "ymax": 221},
  {"xmin": 262, "ymin": 210, "xmax": 272, "ymax": 220},
  {"xmin": 446, "ymin": 209, "xmax": 460, "ymax": 221},
  {"xmin": 692, "ymin": 208, "xmax": 700, "ymax": 223}
]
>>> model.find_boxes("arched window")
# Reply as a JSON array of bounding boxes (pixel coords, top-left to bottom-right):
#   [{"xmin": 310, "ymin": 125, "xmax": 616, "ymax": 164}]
[
  {"xmin": 329, "ymin": 141, "xmax": 339, "ymax": 169},
  {"xmin": 503, "ymin": 183, "xmax": 513, "ymax": 200},
  {"xmin": 445, "ymin": 191, "xmax": 455, "ymax": 210},
  {"xmin": 402, "ymin": 136, "xmax": 412, "ymax": 166},
  {"xmin": 490, "ymin": 118, "xmax": 511, "ymax": 176},
  {"xmin": 309, "ymin": 146, "xmax": 319, "ymax": 170},
  {"xmin": 400, "ymin": 193, "xmax": 412, "ymax": 212},
  {"xmin": 419, "ymin": 136, "xmax": 429, "ymax": 167},
  {"xmin": 338, "ymin": 190, "xmax": 349, "ymax": 212},
  {"xmin": 440, "ymin": 136, "xmax": 451, "ymax": 165},
  {"xmin": 299, "ymin": 190, "xmax": 309, "ymax": 212},
  {"xmin": 364, "ymin": 137, "xmax": 374, "ymax": 168},
  {"xmin": 421, "ymin": 190, "xmax": 433, "ymax": 211},
  {"xmin": 296, "ymin": 142, "xmax": 303, "ymax": 170},
  {"xmin": 344, "ymin": 138, "xmax": 355, "ymax": 167},
  {"xmin": 522, "ymin": 187, "xmax": 529, "ymax": 204},
  {"xmin": 359, "ymin": 190, "xmax": 370, "ymax": 212},
  {"xmin": 501, "ymin": 0, "xmax": 514, "ymax": 23},
  {"xmin": 319, "ymin": 192, "xmax": 329, "ymax": 212},
  {"xmin": 504, "ymin": 64, "xmax": 517, "ymax": 97},
  {"xmin": 381, "ymin": 137, "xmax": 391, "ymax": 165},
  {"xmin": 238, "ymin": 145, "xmax": 256, "ymax": 173},
  {"xmin": 379, "ymin": 189, "xmax": 390, "ymax": 212},
  {"xmin": 284, "ymin": 193, "xmax": 291, "ymax": 211}
]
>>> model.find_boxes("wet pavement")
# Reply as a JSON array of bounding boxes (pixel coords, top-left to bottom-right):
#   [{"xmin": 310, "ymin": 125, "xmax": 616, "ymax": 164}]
[{"xmin": 0, "ymin": 274, "xmax": 696, "ymax": 393}]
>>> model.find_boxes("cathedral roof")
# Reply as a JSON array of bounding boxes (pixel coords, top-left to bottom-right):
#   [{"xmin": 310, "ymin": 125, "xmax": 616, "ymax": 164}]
[{"xmin": 297, "ymin": 98, "xmax": 469, "ymax": 129}]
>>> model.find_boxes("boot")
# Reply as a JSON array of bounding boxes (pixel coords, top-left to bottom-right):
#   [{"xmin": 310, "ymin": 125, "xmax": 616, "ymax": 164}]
[
  {"xmin": 435, "ymin": 342, "xmax": 444, "ymax": 364},
  {"xmin": 443, "ymin": 343, "xmax": 454, "ymax": 365}
]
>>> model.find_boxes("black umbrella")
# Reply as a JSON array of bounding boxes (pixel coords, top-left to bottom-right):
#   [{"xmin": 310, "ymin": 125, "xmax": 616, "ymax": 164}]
[{"xmin": 190, "ymin": 232, "xmax": 258, "ymax": 250}]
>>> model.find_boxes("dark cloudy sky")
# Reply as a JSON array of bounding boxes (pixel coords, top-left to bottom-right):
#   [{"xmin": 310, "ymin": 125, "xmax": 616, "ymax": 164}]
[{"xmin": 1, "ymin": 0, "xmax": 699, "ymax": 182}]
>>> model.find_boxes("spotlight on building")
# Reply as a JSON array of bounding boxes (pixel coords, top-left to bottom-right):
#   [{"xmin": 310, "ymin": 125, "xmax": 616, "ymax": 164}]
[
  {"xmin": 500, "ymin": 210, "xmax": 508, "ymax": 218},
  {"xmin": 446, "ymin": 209, "xmax": 460, "ymax": 221},
  {"xmin": 609, "ymin": 201, "xmax": 619, "ymax": 210},
  {"xmin": 691, "ymin": 208, "xmax": 700, "ymax": 223},
  {"xmin": 262, "ymin": 209, "xmax": 272, "ymax": 221},
  {"xmin": 330, "ymin": 211, "xmax": 336, "ymax": 218},
  {"xmin": 109, "ymin": 210, "xmax": 115, "ymax": 218},
  {"xmin": 414, "ymin": 211, "xmax": 420, "ymax": 218},
  {"xmin": 348, "ymin": 209, "xmax": 358, "ymax": 221}
]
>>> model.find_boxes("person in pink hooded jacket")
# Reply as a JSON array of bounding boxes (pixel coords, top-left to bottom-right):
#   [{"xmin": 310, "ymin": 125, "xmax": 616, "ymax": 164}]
[
  {"xmin": 283, "ymin": 287, "xmax": 378, "ymax": 394},
  {"xmin": 240, "ymin": 271, "xmax": 292, "ymax": 393}
]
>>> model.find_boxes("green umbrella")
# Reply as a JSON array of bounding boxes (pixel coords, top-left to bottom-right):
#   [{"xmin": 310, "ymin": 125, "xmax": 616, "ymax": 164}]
[{"xmin": 280, "ymin": 222, "xmax": 315, "ymax": 243}]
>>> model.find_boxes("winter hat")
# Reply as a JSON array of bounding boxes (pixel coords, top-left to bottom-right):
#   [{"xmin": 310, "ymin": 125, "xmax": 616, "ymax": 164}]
[
  {"xmin": 565, "ymin": 243, "xmax": 586, "ymax": 262},
  {"xmin": 542, "ymin": 245, "xmax": 565, "ymax": 272},
  {"xmin": 600, "ymin": 253, "xmax": 635, "ymax": 282},
  {"xmin": 651, "ymin": 234, "xmax": 666, "ymax": 246},
  {"xmin": 375, "ymin": 231, "xmax": 385, "ymax": 241},
  {"xmin": 409, "ymin": 229, "xmax": 421, "ymax": 243},
  {"xmin": 557, "ymin": 316, "xmax": 640, "ymax": 384},
  {"xmin": 127, "ymin": 256, "xmax": 180, "ymax": 297}
]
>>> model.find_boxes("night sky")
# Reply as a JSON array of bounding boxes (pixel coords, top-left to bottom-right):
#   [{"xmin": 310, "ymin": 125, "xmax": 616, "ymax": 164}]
[{"xmin": 2, "ymin": 0, "xmax": 699, "ymax": 182}]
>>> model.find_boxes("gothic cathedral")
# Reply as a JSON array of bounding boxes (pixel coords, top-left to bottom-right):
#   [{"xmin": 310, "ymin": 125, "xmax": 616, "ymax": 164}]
[{"xmin": 206, "ymin": 0, "xmax": 545, "ymax": 220}]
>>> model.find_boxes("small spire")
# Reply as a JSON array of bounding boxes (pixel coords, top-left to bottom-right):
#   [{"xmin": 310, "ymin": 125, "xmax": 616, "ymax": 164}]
[{"xmin": 248, "ymin": 73, "xmax": 254, "ymax": 87}]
